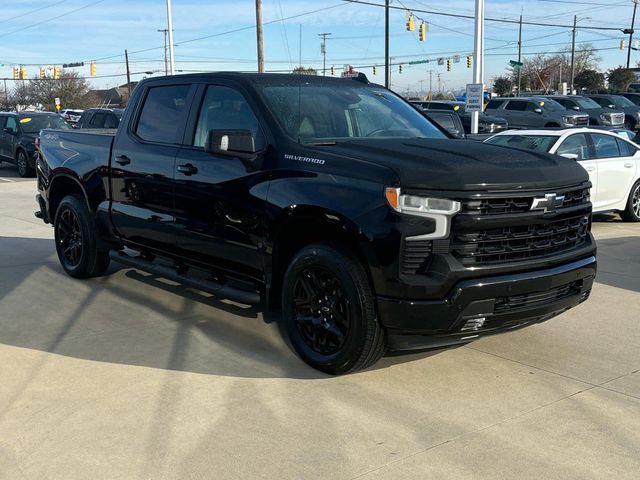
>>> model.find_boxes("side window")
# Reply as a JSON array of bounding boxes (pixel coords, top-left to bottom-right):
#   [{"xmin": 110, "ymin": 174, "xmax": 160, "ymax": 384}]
[
  {"xmin": 136, "ymin": 85, "xmax": 190, "ymax": 143},
  {"xmin": 90, "ymin": 113, "xmax": 106, "ymax": 128},
  {"xmin": 592, "ymin": 134, "xmax": 621, "ymax": 159},
  {"xmin": 591, "ymin": 97, "xmax": 607, "ymax": 108},
  {"xmin": 5, "ymin": 117, "xmax": 17, "ymax": 133},
  {"xmin": 193, "ymin": 85, "xmax": 264, "ymax": 149},
  {"xmin": 486, "ymin": 99, "xmax": 504, "ymax": 110},
  {"xmin": 616, "ymin": 138, "xmax": 637, "ymax": 156},
  {"xmin": 0, "ymin": 116, "xmax": 6, "ymax": 130},
  {"xmin": 505, "ymin": 101, "xmax": 526, "ymax": 111},
  {"xmin": 104, "ymin": 114, "xmax": 119, "ymax": 129},
  {"xmin": 556, "ymin": 134, "xmax": 590, "ymax": 160}
]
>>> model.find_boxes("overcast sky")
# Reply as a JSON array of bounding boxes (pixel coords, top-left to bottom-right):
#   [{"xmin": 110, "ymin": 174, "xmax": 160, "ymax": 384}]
[{"xmin": 0, "ymin": 0, "xmax": 634, "ymax": 95}]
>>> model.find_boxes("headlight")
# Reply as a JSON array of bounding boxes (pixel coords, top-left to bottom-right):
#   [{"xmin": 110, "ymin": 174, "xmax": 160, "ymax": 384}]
[
  {"xmin": 563, "ymin": 116, "xmax": 576, "ymax": 125},
  {"xmin": 385, "ymin": 187, "xmax": 461, "ymax": 239},
  {"xmin": 599, "ymin": 114, "xmax": 611, "ymax": 125}
]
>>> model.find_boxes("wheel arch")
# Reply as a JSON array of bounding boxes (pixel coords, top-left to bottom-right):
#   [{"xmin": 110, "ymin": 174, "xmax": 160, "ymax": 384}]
[{"xmin": 48, "ymin": 173, "xmax": 91, "ymax": 222}]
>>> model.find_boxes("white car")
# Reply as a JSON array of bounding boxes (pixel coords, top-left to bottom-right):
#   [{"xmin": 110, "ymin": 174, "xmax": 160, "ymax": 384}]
[{"xmin": 485, "ymin": 128, "xmax": 640, "ymax": 221}]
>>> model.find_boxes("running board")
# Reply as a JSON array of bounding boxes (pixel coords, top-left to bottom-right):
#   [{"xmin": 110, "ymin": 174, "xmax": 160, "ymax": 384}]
[{"xmin": 109, "ymin": 250, "xmax": 260, "ymax": 305}]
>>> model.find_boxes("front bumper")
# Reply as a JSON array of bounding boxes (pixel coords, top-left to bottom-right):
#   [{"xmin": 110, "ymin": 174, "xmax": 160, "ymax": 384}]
[{"xmin": 379, "ymin": 256, "xmax": 596, "ymax": 350}]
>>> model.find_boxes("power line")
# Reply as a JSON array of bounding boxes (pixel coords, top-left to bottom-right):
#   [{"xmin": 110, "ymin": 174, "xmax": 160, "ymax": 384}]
[{"xmin": 0, "ymin": 0, "xmax": 71, "ymax": 23}]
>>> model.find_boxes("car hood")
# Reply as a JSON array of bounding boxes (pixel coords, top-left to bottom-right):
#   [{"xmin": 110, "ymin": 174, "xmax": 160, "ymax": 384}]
[
  {"xmin": 312, "ymin": 138, "xmax": 588, "ymax": 191},
  {"xmin": 480, "ymin": 114, "xmax": 508, "ymax": 125}
]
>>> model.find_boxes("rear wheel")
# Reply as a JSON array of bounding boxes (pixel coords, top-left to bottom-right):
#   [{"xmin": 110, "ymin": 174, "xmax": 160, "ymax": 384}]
[
  {"xmin": 621, "ymin": 180, "xmax": 640, "ymax": 222},
  {"xmin": 282, "ymin": 243, "xmax": 385, "ymax": 375},
  {"xmin": 54, "ymin": 194, "xmax": 110, "ymax": 278},
  {"xmin": 16, "ymin": 150, "xmax": 34, "ymax": 177}
]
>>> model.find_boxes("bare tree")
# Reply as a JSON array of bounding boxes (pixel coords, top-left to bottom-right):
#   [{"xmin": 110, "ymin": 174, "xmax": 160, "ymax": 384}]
[{"xmin": 14, "ymin": 71, "xmax": 92, "ymax": 111}]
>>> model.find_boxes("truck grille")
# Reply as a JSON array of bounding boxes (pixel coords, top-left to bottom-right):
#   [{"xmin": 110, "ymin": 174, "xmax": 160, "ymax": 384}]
[
  {"xmin": 610, "ymin": 113, "xmax": 625, "ymax": 126},
  {"xmin": 452, "ymin": 215, "xmax": 590, "ymax": 266},
  {"xmin": 461, "ymin": 187, "xmax": 590, "ymax": 216},
  {"xmin": 575, "ymin": 116, "xmax": 589, "ymax": 126}
]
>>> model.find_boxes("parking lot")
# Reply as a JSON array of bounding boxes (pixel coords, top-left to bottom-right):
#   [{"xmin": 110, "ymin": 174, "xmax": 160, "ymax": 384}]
[{"xmin": 0, "ymin": 179, "xmax": 638, "ymax": 479}]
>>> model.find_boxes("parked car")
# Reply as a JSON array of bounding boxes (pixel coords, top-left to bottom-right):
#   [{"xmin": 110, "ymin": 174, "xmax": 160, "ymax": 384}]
[
  {"xmin": 35, "ymin": 72, "xmax": 596, "ymax": 374},
  {"xmin": 75, "ymin": 108, "xmax": 124, "ymax": 129},
  {"xmin": 543, "ymin": 95, "xmax": 625, "ymax": 127},
  {"xmin": 618, "ymin": 92, "xmax": 640, "ymax": 106},
  {"xmin": 60, "ymin": 109, "xmax": 84, "ymax": 126},
  {"xmin": 412, "ymin": 100, "xmax": 508, "ymax": 134},
  {"xmin": 585, "ymin": 94, "xmax": 640, "ymax": 130},
  {"xmin": 485, "ymin": 128, "xmax": 640, "ymax": 220},
  {"xmin": 420, "ymin": 109, "xmax": 466, "ymax": 138},
  {"xmin": 0, "ymin": 112, "xmax": 71, "ymax": 177},
  {"xmin": 485, "ymin": 96, "xmax": 589, "ymax": 129}
]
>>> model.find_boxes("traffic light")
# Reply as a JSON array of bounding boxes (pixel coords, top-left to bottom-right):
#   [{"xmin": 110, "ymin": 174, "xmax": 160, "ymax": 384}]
[
  {"xmin": 466, "ymin": 55, "xmax": 472, "ymax": 68},
  {"xmin": 12, "ymin": 67, "xmax": 19, "ymax": 79},
  {"xmin": 39, "ymin": 67, "xmax": 46, "ymax": 79},
  {"xmin": 330, "ymin": 65, "xmax": 335, "ymax": 76},
  {"xmin": 19, "ymin": 66, "xmax": 27, "ymax": 80},
  {"xmin": 372, "ymin": 65, "xmax": 377, "ymax": 75},
  {"xmin": 90, "ymin": 62, "xmax": 96, "ymax": 77},
  {"xmin": 406, "ymin": 14, "xmax": 415, "ymax": 32},
  {"xmin": 447, "ymin": 59, "xmax": 452, "ymax": 72},
  {"xmin": 620, "ymin": 39, "xmax": 626, "ymax": 50},
  {"xmin": 399, "ymin": 64, "xmax": 403, "ymax": 74},
  {"xmin": 53, "ymin": 66, "xmax": 60, "ymax": 79},
  {"xmin": 418, "ymin": 22, "xmax": 426, "ymax": 42}
]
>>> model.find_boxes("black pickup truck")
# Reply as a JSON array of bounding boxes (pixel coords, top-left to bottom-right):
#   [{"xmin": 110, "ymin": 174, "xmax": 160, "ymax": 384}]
[{"xmin": 35, "ymin": 73, "xmax": 597, "ymax": 374}]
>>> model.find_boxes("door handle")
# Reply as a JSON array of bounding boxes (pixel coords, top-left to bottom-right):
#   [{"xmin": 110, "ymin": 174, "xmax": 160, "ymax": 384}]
[
  {"xmin": 115, "ymin": 155, "xmax": 131, "ymax": 166},
  {"xmin": 177, "ymin": 163, "xmax": 198, "ymax": 175},
  {"xmin": 584, "ymin": 167, "xmax": 595, "ymax": 172},
  {"xmin": 624, "ymin": 163, "xmax": 634, "ymax": 168}
]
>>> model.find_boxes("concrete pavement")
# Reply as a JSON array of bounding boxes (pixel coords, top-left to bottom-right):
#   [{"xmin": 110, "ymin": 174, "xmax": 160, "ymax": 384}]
[{"xmin": 0, "ymin": 180, "xmax": 638, "ymax": 479}]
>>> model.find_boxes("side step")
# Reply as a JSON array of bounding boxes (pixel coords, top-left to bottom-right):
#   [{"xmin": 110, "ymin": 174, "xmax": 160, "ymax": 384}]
[{"xmin": 109, "ymin": 250, "xmax": 261, "ymax": 305}]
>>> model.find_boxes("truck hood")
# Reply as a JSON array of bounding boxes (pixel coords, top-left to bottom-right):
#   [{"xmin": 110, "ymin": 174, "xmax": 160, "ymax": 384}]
[
  {"xmin": 479, "ymin": 114, "xmax": 508, "ymax": 125},
  {"xmin": 315, "ymin": 138, "xmax": 588, "ymax": 191}
]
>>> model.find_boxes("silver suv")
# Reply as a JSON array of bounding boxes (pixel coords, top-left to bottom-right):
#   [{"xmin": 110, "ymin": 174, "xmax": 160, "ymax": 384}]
[{"xmin": 485, "ymin": 96, "xmax": 589, "ymax": 129}]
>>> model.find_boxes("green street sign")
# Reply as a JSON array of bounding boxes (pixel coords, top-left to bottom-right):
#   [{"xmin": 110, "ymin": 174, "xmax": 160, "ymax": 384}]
[{"xmin": 509, "ymin": 60, "xmax": 523, "ymax": 69}]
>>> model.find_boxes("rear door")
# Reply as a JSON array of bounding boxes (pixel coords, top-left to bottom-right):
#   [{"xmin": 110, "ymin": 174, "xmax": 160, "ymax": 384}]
[
  {"xmin": 553, "ymin": 133, "xmax": 598, "ymax": 203},
  {"xmin": 502, "ymin": 100, "xmax": 527, "ymax": 127},
  {"xmin": 170, "ymin": 82, "xmax": 268, "ymax": 280},
  {"xmin": 588, "ymin": 133, "xmax": 637, "ymax": 211},
  {"xmin": 110, "ymin": 82, "xmax": 194, "ymax": 252}
]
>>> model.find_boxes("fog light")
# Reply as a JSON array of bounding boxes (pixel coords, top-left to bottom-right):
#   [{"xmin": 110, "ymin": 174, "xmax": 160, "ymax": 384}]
[{"xmin": 461, "ymin": 316, "xmax": 486, "ymax": 332}]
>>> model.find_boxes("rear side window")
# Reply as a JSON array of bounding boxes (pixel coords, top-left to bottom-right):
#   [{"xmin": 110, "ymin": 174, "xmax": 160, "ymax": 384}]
[
  {"xmin": 427, "ymin": 112, "xmax": 456, "ymax": 131},
  {"xmin": 556, "ymin": 134, "xmax": 590, "ymax": 160},
  {"xmin": 505, "ymin": 101, "xmax": 526, "ymax": 111},
  {"xmin": 591, "ymin": 134, "xmax": 621, "ymax": 159},
  {"xmin": 90, "ymin": 113, "xmax": 106, "ymax": 128},
  {"xmin": 616, "ymin": 138, "xmax": 637, "ymax": 156},
  {"xmin": 5, "ymin": 116, "xmax": 17, "ymax": 132},
  {"xmin": 136, "ymin": 85, "xmax": 190, "ymax": 143},
  {"xmin": 486, "ymin": 99, "xmax": 504, "ymax": 110}
]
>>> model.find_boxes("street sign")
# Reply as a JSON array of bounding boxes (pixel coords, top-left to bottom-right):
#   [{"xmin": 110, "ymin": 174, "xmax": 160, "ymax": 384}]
[
  {"xmin": 55, "ymin": 97, "xmax": 61, "ymax": 111},
  {"xmin": 453, "ymin": 55, "xmax": 460, "ymax": 63},
  {"xmin": 437, "ymin": 57, "xmax": 444, "ymax": 66},
  {"xmin": 509, "ymin": 60, "xmax": 523, "ymax": 69},
  {"xmin": 465, "ymin": 83, "xmax": 484, "ymax": 112}
]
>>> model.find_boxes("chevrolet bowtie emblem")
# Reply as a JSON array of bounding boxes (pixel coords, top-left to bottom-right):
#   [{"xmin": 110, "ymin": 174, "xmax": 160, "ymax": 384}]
[{"xmin": 530, "ymin": 193, "xmax": 565, "ymax": 213}]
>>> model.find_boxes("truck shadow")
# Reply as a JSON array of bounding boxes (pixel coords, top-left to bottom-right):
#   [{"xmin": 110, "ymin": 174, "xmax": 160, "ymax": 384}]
[{"xmin": 592, "ymin": 236, "xmax": 640, "ymax": 293}]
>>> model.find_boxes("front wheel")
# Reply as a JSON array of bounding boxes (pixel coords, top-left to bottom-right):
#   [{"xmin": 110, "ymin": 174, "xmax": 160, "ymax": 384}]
[
  {"xmin": 16, "ymin": 150, "xmax": 34, "ymax": 177},
  {"xmin": 621, "ymin": 180, "xmax": 640, "ymax": 222},
  {"xmin": 54, "ymin": 194, "xmax": 110, "ymax": 278},
  {"xmin": 624, "ymin": 118, "xmax": 636, "ymax": 131},
  {"xmin": 282, "ymin": 243, "xmax": 385, "ymax": 375}
]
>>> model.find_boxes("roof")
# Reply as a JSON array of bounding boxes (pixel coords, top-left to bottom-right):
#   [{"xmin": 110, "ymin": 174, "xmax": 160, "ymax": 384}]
[{"xmin": 490, "ymin": 127, "xmax": 625, "ymax": 138}]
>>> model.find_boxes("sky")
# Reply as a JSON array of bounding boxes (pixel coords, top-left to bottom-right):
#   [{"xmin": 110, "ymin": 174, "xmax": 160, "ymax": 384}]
[{"xmin": 0, "ymin": 0, "xmax": 636, "ymax": 96}]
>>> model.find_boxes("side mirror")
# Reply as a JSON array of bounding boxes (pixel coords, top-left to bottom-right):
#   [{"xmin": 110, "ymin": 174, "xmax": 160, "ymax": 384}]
[
  {"xmin": 608, "ymin": 104, "xmax": 616, "ymax": 109},
  {"xmin": 534, "ymin": 108, "xmax": 543, "ymax": 114},
  {"xmin": 559, "ymin": 153, "xmax": 579, "ymax": 160},
  {"xmin": 572, "ymin": 106, "xmax": 581, "ymax": 111},
  {"xmin": 205, "ymin": 129, "xmax": 258, "ymax": 161}
]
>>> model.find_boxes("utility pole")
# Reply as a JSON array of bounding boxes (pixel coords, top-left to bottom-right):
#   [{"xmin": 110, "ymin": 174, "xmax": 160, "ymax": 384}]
[
  {"xmin": 517, "ymin": 15, "xmax": 523, "ymax": 96},
  {"xmin": 570, "ymin": 15, "xmax": 577, "ymax": 94},
  {"xmin": 471, "ymin": 0, "xmax": 485, "ymax": 134},
  {"xmin": 627, "ymin": 0, "xmax": 638, "ymax": 69},
  {"xmin": 158, "ymin": 29, "xmax": 169, "ymax": 75},
  {"xmin": 419, "ymin": 79, "xmax": 425, "ymax": 98},
  {"xmin": 166, "ymin": 0, "xmax": 175, "ymax": 75},
  {"xmin": 428, "ymin": 70, "xmax": 433, "ymax": 100},
  {"xmin": 384, "ymin": 0, "xmax": 390, "ymax": 88},
  {"xmin": 256, "ymin": 0, "xmax": 265, "ymax": 72},
  {"xmin": 125, "ymin": 49, "xmax": 132, "ymax": 99},
  {"xmin": 3, "ymin": 79, "xmax": 7, "ymax": 110},
  {"xmin": 318, "ymin": 33, "xmax": 331, "ymax": 76},
  {"xmin": 437, "ymin": 73, "xmax": 442, "ymax": 94}
]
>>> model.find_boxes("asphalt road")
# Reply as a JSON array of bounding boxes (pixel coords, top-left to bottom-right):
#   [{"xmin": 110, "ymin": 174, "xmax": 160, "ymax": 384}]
[{"xmin": 1, "ymin": 180, "xmax": 639, "ymax": 480}]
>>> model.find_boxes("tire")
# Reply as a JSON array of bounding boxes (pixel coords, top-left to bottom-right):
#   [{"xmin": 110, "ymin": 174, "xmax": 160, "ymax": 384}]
[
  {"xmin": 16, "ymin": 149, "xmax": 34, "ymax": 177},
  {"xmin": 282, "ymin": 243, "xmax": 385, "ymax": 375},
  {"xmin": 53, "ymin": 194, "xmax": 110, "ymax": 278},
  {"xmin": 620, "ymin": 180, "xmax": 640, "ymax": 222}
]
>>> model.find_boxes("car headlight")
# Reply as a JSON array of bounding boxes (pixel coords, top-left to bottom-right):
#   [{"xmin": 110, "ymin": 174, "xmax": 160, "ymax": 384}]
[
  {"xmin": 385, "ymin": 187, "xmax": 461, "ymax": 239},
  {"xmin": 563, "ymin": 116, "xmax": 576, "ymax": 125}
]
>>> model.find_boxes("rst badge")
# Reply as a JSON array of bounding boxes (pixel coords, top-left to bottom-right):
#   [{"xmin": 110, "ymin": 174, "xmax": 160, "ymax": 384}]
[{"xmin": 530, "ymin": 193, "xmax": 565, "ymax": 213}]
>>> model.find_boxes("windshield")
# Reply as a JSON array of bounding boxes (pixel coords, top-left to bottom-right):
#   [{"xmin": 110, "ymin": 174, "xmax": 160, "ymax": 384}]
[
  {"xmin": 612, "ymin": 96, "xmax": 635, "ymax": 108},
  {"xmin": 485, "ymin": 134, "xmax": 558, "ymax": 153},
  {"xmin": 19, "ymin": 115, "xmax": 71, "ymax": 133},
  {"xmin": 572, "ymin": 97, "xmax": 601, "ymax": 109},
  {"xmin": 261, "ymin": 84, "xmax": 446, "ymax": 143},
  {"xmin": 539, "ymin": 99, "xmax": 565, "ymax": 112}
]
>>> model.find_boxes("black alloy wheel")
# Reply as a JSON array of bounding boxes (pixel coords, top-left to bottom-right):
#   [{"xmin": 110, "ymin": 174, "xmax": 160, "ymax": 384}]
[
  {"xmin": 292, "ymin": 266, "xmax": 351, "ymax": 356},
  {"xmin": 16, "ymin": 150, "xmax": 33, "ymax": 177},
  {"xmin": 56, "ymin": 207, "xmax": 83, "ymax": 269}
]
